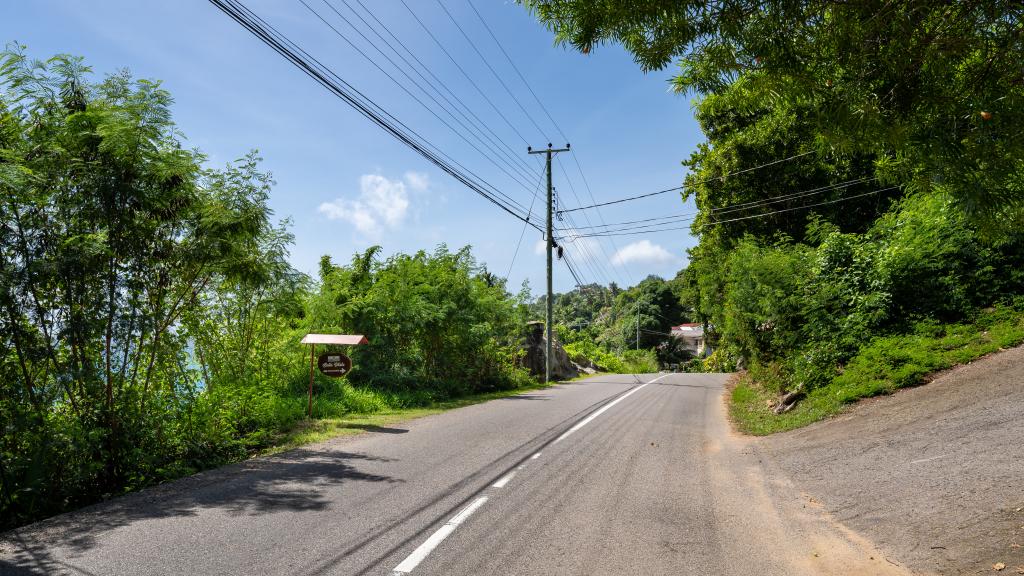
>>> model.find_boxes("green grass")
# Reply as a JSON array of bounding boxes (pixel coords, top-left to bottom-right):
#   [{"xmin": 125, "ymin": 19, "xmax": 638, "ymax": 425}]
[
  {"xmin": 265, "ymin": 379, "xmax": 555, "ymax": 452},
  {"xmin": 730, "ymin": 306, "xmax": 1024, "ymax": 435}
]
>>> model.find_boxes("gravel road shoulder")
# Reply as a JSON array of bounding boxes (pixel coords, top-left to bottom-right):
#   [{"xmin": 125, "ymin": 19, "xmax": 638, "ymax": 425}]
[{"xmin": 759, "ymin": 345, "xmax": 1024, "ymax": 575}]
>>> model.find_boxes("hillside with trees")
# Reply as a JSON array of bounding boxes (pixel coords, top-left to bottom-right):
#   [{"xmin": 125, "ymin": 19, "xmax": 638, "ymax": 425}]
[
  {"xmin": 0, "ymin": 46, "xmax": 695, "ymax": 531},
  {"xmin": 534, "ymin": 273, "xmax": 701, "ymax": 372},
  {"xmin": 4, "ymin": 0, "xmax": 1023, "ymax": 533},
  {"xmin": 0, "ymin": 49, "xmax": 545, "ymax": 530},
  {"xmin": 525, "ymin": 0, "xmax": 1024, "ymax": 427}
]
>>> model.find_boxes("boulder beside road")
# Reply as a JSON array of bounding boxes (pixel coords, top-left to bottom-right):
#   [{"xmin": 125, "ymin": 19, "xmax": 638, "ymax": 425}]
[{"xmin": 520, "ymin": 321, "xmax": 578, "ymax": 380}]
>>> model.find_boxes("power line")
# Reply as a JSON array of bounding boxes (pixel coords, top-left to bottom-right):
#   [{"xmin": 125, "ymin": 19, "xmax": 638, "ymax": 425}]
[
  {"xmin": 706, "ymin": 177, "xmax": 877, "ymax": 215},
  {"xmin": 640, "ymin": 328, "xmax": 676, "ymax": 337},
  {"xmin": 700, "ymin": 186, "xmax": 900, "ymax": 228},
  {"xmin": 463, "ymin": 0, "xmax": 569, "ymax": 143},
  {"xmin": 558, "ymin": 151, "xmax": 817, "ymax": 214},
  {"xmin": 505, "ymin": 169, "xmax": 546, "ymax": 280},
  {"xmin": 559, "ymin": 177, "xmax": 875, "ymax": 234},
  {"xmin": 564, "ymin": 151, "xmax": 638, "ymax": 289},
  {"xmin": 397, "ymin": 0, "xmax": 535, "ymax": 148},
  {"xmin": 299, "ymin": 0, "xmax": 541, "ymax": 211},
  {"xmin": 555, "ymin": 162, "xmax": 618, "ymax": 281},
  {"xmin": 209, "ymin": 0, "xmax": 542, "ymax": 231},
  {"xmin": 560, "ymin": 248, "xmax": 588, "ymax": 288},
  {"xmin": 568, "ymin": 185, "xmax": 900, "ymax": 238},
  {"xmin": 433, "ymin": 0, "xmax": 551, "ymax": 140},
  {"xmin": 557, "ymin": 207, "xmax": 612, "ymax": 285},
  {"xmin": 343, "ymin": 0, "xmax": 543, "ymax": 183},
  {"xmin": 460, "ymin": 0, "xmax": 634, "ymax": 289}
]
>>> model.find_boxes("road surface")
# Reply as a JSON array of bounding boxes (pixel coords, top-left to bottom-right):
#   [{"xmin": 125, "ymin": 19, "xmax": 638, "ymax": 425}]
[{"xmin": 0, "ymin": 373, "xmax": 903, "ymax": 576}]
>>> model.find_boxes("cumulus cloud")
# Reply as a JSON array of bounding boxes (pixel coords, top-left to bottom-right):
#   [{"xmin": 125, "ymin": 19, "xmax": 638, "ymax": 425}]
[
  {"xmin": 318, "ymin": 173, "xmax": 417, "ymax": 236},
  {"xmin": 404, "ymin": 171, "xmax": 429, "ymax": 191},
  {"xmin": 611, "ymin": 240, "xmax": 677, "ymax": 266}
]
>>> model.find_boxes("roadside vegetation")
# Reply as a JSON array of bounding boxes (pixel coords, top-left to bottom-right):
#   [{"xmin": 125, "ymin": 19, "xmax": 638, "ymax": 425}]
[
  {"xmin": 0, "ymin": 49, "xmax": 548, "ymax": 530},
  {"xmin": 526, "ymin": 2, "xmax": 1024, "ymax": 430},
  {"xmin": 543, "ymin": 274, "xmax": 704, "ymax": 372},
  {"xmin": 4, "ymin": 0, "xmax": 1023, "ymax": 533},
  {"xmin": 731, "ymin": 304, "xmax": 1024, "ymax": 434},
  {"xmin": 0, "ymin": 46, "xmax": 683, "ymax": 531}
]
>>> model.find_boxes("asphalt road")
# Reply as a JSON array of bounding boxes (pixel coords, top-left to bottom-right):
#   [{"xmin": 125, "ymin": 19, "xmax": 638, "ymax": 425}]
[{"xmin": 0, "ymin": 373, "xmax": 902, "ymax": 576}]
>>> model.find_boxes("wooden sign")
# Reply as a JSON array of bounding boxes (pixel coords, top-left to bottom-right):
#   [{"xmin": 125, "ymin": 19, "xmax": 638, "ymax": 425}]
[
  {"xmin": 317, "ymin": 352, "xmax": 352, "ymax": 378},
  {"xmin": 303, "ymin": 334, "xmax": 367, "ymax": 417}
]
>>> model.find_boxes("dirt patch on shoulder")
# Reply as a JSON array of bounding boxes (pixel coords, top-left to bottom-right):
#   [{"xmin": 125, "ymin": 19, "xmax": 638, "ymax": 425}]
[{"xmin": 760, "ymin": 345, "xmax": 1024, "ymax": 575}]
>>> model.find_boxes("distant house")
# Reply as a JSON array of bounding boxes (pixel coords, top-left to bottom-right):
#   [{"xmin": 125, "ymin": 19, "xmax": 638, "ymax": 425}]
[{"xmin": 671, "ymin": 323, "xmax": 708, "ymax": 357}]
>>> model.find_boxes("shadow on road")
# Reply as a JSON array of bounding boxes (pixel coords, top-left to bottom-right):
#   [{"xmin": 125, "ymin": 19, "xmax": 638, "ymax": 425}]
[
  {"xmin": 339, "ymin": 423, "xmax": 409, "ymax": 434},
  {"xmin": 495, "ymin": 394, "xmax": 552, "ymax": 401},
  {"xmin": 655, "ymin": 381, "xmax": 722, "ymax": 390},
  {"xmin": 0, "ymin": 449, "xmax": 401, "ymax": 576}
]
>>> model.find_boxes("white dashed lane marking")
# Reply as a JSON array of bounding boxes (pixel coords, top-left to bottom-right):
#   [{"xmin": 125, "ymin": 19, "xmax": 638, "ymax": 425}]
[{"xmin": 389, "ymin": 374, "xmax": 666, "ymax": 574}]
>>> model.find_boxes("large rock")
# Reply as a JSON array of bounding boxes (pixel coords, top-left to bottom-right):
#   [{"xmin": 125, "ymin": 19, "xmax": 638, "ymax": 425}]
[{"xmin": 520, "ymin": 321, "xmax": 578, "ymax": 380}]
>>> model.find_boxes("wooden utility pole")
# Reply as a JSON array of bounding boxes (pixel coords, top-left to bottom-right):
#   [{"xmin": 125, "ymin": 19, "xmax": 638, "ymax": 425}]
[
  {"xmin": 637, "ymin": 299, "xmax": 640, "ymax": 351},
  {"xmin": 528, "ymin": 143, "xmax": 569, "ymax": 383}
]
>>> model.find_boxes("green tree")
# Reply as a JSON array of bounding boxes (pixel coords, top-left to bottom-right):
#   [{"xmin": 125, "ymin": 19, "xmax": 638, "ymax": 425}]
[
  {"xmin": 524, "ymin": 0, "xmax": 1024, "ymax": 227},
  {"xmin": 0, "ymin": 48, "xmax": 293, "ymax": 528},
  {"xmin": 311, "ymin": 245, "xmax": 531, "ymax": 397}
]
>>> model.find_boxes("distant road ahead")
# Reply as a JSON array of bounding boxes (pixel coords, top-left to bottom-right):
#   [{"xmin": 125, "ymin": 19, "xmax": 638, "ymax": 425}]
[{"xmin": 0, "ymin": 373, "xmax": 902, "ymax": 576}]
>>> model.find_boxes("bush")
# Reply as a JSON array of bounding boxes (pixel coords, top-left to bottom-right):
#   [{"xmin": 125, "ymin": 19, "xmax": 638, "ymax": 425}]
[
  {"xmin": 717, "ymin": 193, "xmax": 1024, "ymax": 396},
  {"xmin": 564, "ymin": 340, "xmax": 662, "ymax": 374},
  {"xmin": 701, "ymin": 349, "xmax": 736, "ymax": 372},
  {"xmin": 730, "ymin": 306, "xmax": 1024, "ymax": 434},
  {"xmin": 620, "ymin": 349, "xmax": 660, "ymax": 373}
]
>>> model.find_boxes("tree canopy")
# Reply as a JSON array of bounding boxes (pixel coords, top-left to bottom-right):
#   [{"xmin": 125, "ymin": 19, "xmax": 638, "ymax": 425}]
[
  {"xmin": 525, "ymin": 0, "xmax": 1024, "ymax": 227},
  {"xmin": 0, "ymin": 48, "xmax": 534, "ymax": 530},
  {"xmin": 523, "ymin": 0, "xmax": 1024, "ymax": 403}
]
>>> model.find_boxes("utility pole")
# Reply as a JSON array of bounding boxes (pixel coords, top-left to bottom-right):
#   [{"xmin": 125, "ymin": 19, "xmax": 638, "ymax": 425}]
[
  {"xmin": 636, "ymin": 298, "xmax": 640, "ymax": 351},
  {"xmin": 528, "ymin": 143, "xmax": 570, "ymax": 383}
]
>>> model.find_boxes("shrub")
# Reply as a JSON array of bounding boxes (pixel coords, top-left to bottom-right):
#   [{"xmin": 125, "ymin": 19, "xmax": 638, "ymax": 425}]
[{"xmin": 701, "ymin": 349, "xmax": 736, "ymax": 372}]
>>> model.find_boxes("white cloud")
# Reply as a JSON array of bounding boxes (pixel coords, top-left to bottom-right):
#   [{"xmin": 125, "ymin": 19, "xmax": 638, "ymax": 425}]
[
  {"xmin": 404, "ymin": 171, "xmax": 429, "ymax": 192},
  {"xmin": 611, "ymin": 240, "xmax": 677, "ymax": 266},
  {"xmin": 318, "ymin": 172, "xmax": 417, "ymax": 236}
]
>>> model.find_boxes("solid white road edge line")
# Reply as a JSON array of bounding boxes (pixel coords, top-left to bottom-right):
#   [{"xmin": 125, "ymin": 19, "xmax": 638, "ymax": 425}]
[
  {"xmin": 552, "ymin": 373, "xmax": 670, "ymax": 444},
  {"xmin": 909, "ymin": 454, "xmax": 948, "ymax": 465},
  {"xmin": 492, "ymin": 471, "xmax": 516, "ymax": 488},
  {"xmin": 391, "ymin": 496, "xmax": 490, "ymax": 575}
]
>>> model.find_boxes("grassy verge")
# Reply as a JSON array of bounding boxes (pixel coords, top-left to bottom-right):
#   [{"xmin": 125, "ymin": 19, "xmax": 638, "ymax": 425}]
[
  {"xmin": 730, "ymin": 306, "xmax": 1024, "ymax": 435},
  {"xmin": 266, "ymin": 379, "xmax": 558, "ymax": 452}
]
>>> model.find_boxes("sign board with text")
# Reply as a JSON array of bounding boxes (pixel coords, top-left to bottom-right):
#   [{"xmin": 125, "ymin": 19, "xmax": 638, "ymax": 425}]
[
  {"xmin": 302, "ymin": 334, "xmax": 367, "ymax": 417},
  {"xmin": 317, "ymin": 353, "xmax": 352, "ymax": 378}
]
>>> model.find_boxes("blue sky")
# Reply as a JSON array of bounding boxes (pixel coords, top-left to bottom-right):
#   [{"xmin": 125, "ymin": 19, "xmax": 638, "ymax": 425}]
[{"xmin": 5, "ymin": 0, "xmax": 705, "ymax": 293}]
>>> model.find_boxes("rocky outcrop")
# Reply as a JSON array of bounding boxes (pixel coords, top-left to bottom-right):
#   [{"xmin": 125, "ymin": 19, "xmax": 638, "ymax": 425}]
[{"xmin": 520, "ymin": 321, "xmax": 578, "ymax": 380}]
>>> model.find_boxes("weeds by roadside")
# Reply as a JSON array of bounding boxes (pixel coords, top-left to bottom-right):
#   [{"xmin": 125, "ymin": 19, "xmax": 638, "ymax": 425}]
[{"xmin": 730, "ymin": 306, "xmax": 1024, "ymax": 435}]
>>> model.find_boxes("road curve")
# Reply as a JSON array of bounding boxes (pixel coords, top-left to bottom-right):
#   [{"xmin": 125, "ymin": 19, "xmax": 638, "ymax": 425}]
[{"xmin": 0, "ymin": 373, "xmax": 906, "ymax": 576}]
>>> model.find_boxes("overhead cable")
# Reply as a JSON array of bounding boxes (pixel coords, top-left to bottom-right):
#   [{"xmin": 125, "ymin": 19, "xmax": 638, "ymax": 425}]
[
  {"xmin": 299, "ymin": 0, "xmax": 540, "ymax": 210},
  {"xmin": 558, "ymin": 151, "xmax": 817, "ymax": 214},
  {"xmin": 567, "ymin": 185, "xmax": 900, "ymax": 239},
  {"xmin": 559, "ymin": 177, "xmax": 875, "ymax": 234},
  {"xmin": 208, "ymin": 0, "xmax": 542, "ymax": 230},
  {"xmin": 344, "ymin": 0, "xmax": 542, "ymax": 182}
]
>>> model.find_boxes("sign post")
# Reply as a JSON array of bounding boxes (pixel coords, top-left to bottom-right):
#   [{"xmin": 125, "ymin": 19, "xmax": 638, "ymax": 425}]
[{"xmin": 300, "ymin": 334, "xmax": 369, "ymax": 418}]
